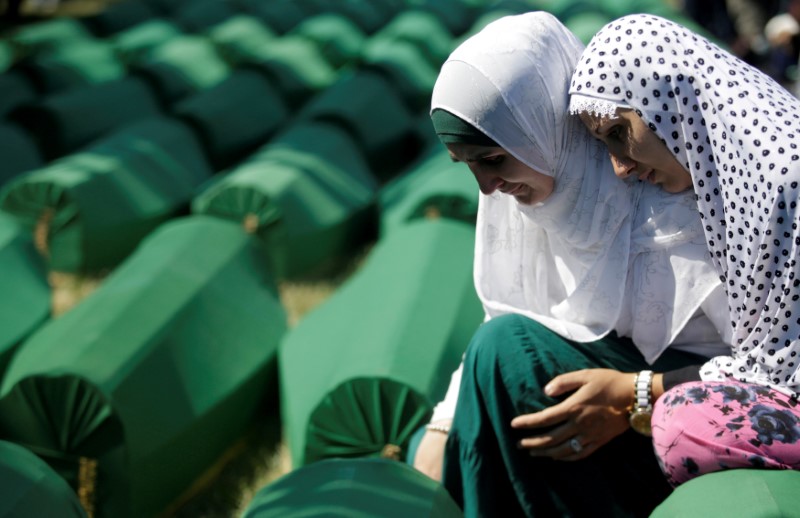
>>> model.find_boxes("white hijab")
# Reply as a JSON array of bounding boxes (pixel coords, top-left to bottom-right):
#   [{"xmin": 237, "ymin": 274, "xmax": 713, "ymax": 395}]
[
  {"xmin": 431, "ymin": 12, "xmax": 723, "ymax": 363},
  {"xmin": 570, "ymin": 14, "xmax": 800, "ymax": 396}
]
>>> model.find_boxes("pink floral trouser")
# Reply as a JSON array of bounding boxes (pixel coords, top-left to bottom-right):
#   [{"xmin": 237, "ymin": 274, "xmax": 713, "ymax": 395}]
[{"xmin": 652, "ymin": 380, "xmax": 800, "ymax": 486}]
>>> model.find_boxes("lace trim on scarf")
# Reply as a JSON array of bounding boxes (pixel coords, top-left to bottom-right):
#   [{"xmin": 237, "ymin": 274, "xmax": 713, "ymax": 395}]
[{"xmin": 568, "ymin": 94, "xmax": 625, "ymax": 117}]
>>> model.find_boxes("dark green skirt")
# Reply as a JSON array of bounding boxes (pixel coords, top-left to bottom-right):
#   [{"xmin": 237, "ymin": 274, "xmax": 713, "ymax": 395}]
[{"xmin": 443, "ymin": 313, "xmax": 708, "ymax": 518}]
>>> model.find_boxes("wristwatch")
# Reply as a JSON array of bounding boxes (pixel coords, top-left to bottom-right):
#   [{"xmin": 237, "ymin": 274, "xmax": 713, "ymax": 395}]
[{"xmin": 628, "ymin": 370, "xmax": 654, "ymax": 436}]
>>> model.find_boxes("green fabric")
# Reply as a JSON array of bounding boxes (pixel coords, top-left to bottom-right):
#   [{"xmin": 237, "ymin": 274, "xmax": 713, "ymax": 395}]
[
  {"xmin": 0, "ymin": 123, "xmax": 43, "ymax": 186},
  {"xmin": 0, "ymin": 40, "xmax": 14, "ymax": 73},
  {"xmin": 81, "ymin": 0, "xmax": 158, "ymax": 37},
  {"xmin": 330, "ymin": 1, "xmax": 390, "ymax": 34},
  {"xmin": 298, "ymin": 69, "xmax": 421, "ymax": 181},
  {"xmin": 0, "ymin": 116, "xmax": 212, "ymax": 273},
  {"xmin": 0, "ymin": 216, "xmax": 287, "ymax": 517},
  {"xmin": 379, "ymin": 147, "xmax": 479, "ymax": 235},
  {"xmin": 10, "ymin": 76, "xmax": 161, "ymax": 160},
  {"xmin": 290, "ymin": 13, "xmax": 366, "ymax": 68},
  {"xmin": 132, "ymin": 34, "xmax": 231, "ymax": 104},
  {"xmin": 369, "ymin": 10, "xmax": 454, "ymax": 68},
  {"xmin": 0, "ymin": 212, "xmax": 50, "ymax": 380},
  {"xmin": 406, "ymin": 0, "xmax": 480, "ymax": 36},
  {"xmin": 430, "ymin": 109, "xmax": 498, "ymax": 147},
  {"xmin": 174, "ymin": 69, "xmax": 289, "ymax": 170},
  {"xmin": 236, "ymin": 0, "xmax": 307, "ymax": 34},
  {"xmin": 206, "ymin": 14, "xmax": 276, "ymax": 63},
  {"xmin": 564, "ymin": 12, "xmax": 613, "ymax": 45},
  {"xmin": 10, "ymin": 19, "xmax": 94, "ymax": 55},
  {"xmin": 651, "ymin": 469, "xmax": 800, "ymax": 518},
  {"xmin": 361, "ymin": 37, "xmax": 439, "ymax": 112},
  {"xmin": 0, "ymin": 440, "xmax": 86, "ymax": 517},
  {"xmin": 172, "ymin": 0, "xmax": 239, "ymax": 32},
  {"xmin": 280, "ymin": 219, "xmax": 483, "ymax": 466},
  {"xmin": 242, "ymin": 458, "xmax": 463, "ymax": 517},
  {"xmin": 596, "ymin": 0, "xmax": 640, "ymax": 18},
  {"xmin": 0, "ymin": 70, "xmax": 36, "ymax": 117},
  {"xmin": 111, "ymin": 19, "xmax": 184, "ymax": 64},
  {"xmin": 535, "ymin": 0, "xmax": 595, "ymax": 19},
  {"xmin": 442, "ymin": 314, "xmax": 710, "ymax": 517},
  {"xmin": 228, "ymin": 35, "xmax": 338, "ymax": 108},
  {"xmin": 20, "ymin": 40, "xmax": 126, "ymax": 94},
  {"xmin": 193, "ymin": 121, "xmax": 378, "ymax": 279}
]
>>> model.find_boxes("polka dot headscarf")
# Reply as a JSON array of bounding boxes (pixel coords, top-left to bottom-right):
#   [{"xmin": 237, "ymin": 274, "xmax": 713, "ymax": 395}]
[{"xmin": 569, "ymin": 14, "xmax": 800, "ymax": 397}]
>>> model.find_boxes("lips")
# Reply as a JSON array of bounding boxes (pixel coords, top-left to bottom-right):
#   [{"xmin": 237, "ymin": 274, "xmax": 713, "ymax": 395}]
[{"xmin": 638, "ymin": 170, "xmax": 655, "ymax": 183}]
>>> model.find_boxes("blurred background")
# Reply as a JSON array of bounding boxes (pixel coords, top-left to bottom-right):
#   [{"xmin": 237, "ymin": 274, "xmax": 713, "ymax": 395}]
[{"xmin": 0, "ymin": 1, "xmax": 796, "ymax": 517}]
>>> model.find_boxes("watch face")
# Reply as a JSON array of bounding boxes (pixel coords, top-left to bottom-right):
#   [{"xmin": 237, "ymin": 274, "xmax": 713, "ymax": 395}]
[{"xmin": 629, "ymin": 410, "xmax": 653, "ymax": 437}]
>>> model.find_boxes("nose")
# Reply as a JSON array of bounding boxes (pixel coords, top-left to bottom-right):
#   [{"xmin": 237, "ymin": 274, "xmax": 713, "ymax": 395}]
[
  {"xmin": 609, "ymin": 153, "xmax": 637, "ymax": 178},
  {"xmin": 472, "ymin": 168, "xmax": 504, "ymax": 194}
]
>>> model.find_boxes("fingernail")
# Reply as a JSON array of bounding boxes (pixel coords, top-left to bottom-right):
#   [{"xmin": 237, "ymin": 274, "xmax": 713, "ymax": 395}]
[{"xmin": 544, "ymin": 384, "xmax": 553, "ymax": 395}]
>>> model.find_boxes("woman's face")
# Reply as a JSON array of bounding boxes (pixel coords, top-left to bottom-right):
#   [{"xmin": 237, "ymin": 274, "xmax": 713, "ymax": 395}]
[
  {"xmin": 446, "ymin": 143, "xmax": 554, "ymax": 205},
  {"xmin": 579, "ymin": 108, "xmax": 693, "ymax": 193}
]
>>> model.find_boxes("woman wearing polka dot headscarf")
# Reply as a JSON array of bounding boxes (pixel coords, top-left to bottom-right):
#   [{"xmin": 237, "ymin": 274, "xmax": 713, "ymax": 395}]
[{"xmin": 570, "ymin": 13, "xmax": 800, "ymax": 485}]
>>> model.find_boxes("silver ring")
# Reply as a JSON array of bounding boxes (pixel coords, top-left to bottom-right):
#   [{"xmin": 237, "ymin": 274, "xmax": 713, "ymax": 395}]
[{"xmin": 569, "ymin": 437, "xmax": 583, "ymax": 454}]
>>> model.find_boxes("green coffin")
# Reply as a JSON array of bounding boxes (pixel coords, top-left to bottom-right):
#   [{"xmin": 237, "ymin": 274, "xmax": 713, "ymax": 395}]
[
  {"xmin": 206, "ymin": 14, "xmax": 276, "ymax": 63},
  {"xmin": 9, "ymin": 76, "xmax": 161, "ymax": 160},
  {"xmin": 290, "ymin": 13, "xmax": 366, "ymax": 68},
  {"xmin": 595, "ymin": 0, "xmax": 640, "ymax": 18},
  {"xmin": 237, "ymin": 0, "xmax": 309, "ymax": 34},
  {"xmin": 0, "ymin": 212, "xmax": 50, "ymax": 380},
  {"xmin": 297, "ymin": 69, "xmax": 423, "ymax": 181},
  {"xmin": 111, "ymin": 19, "xmax": 184, "ymax": 64},
  {"xmin": 0, "ymin": 40, "xmax": 12, "ymax": 72},
  {"xmin": 131, "ymin": 34, "xmax": 231, "ymax": 105},
  {"xmin": 193, "ymin": 120, "xmax": 378, "ymax": 279},
  {"xmin": 0, "ymin": 215, "xmax": 287, "ymax": 518},
  {"xmin": 651, "ymin": 469, "xmax": 800, "ymax": 518},
  {"xmin": 280, "ymin": 219, "xmax": 483, "ymax": 466},
  {"xmin": 0, "ymin": 440, "xmax": 86, "ymax": 517},
  {"xmin": 564, "ymin": 12, "xmax": 612, "ymax": 45},
  {"xmin": 408, "ymin": 0, "xmax": 480, "ymax": 36},
  {"xmin": 81, "ymin": 0, "xmax": 159, "ymax": 37},
  {"xmin": 174, "ymin": 68, "xmax": 289, "ymax": 170},
  {"xmin": 0, "ymin": 116, "xmax": 212, "ymax": 273},
  {"xmin": 241, "ymin": 458, "xmax": 463, "ymax": 517},
  {"xmin": 0, "ymin": 71, "xmax": 36, "ymax": 117},
  {"xmin": 173, "ymin": 0, "xmax": 240, "ymax": 32},
  {"xmin": 10, "ymin": 18, "xmax": 94, "ymax": 56},
  {"xmin": 230, "ymin": 35, "xmax": 338, "ymax": 109},
  {"xmin": 0, "ymin": 122, "xmax": 43, "ymax": 187},
  {"xmin": 361, "ymin": 38, "xmax": 439, "ymax": 112},
  {"xmin": 369, "ymin": 10, "xmax": 454, "ymax": 68},
  {"xmin": 379, "ymin": 147, "xmax": 478, "ymax": 235},
  {"xmin": 16, "ymin": 40, "xmax": 126, "ymax": 95},
  {"xmin": 329, "ymin": 1, "xmax": 391, "ymax": 35}
]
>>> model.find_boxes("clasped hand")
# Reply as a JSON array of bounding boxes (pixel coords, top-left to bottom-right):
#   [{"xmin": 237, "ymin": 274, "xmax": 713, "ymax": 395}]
[{"xmin": 511, "ymin": 368, "xmax": 634, "ymax": 461}]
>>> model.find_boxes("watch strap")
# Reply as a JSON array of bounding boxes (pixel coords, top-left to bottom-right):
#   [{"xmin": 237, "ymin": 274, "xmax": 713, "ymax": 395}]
[{"xmin": 633, "ymin": 370, "xmax": 654, "ymax": 411}]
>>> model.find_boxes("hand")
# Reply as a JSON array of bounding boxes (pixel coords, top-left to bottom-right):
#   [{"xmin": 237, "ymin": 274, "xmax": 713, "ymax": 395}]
[
  {"xmin": 412, "ymin": 419, "xmax": 452, "ymax": 481},
  {"xmin": 510, "ymin": 369, "xmax": 634, "ymax": 461}
]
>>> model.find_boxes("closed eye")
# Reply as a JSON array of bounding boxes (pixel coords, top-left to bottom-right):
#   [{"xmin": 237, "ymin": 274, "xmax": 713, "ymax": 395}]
[{"xmin": 479, "ymin": 155, "xmax": 504, "ymax": 166}]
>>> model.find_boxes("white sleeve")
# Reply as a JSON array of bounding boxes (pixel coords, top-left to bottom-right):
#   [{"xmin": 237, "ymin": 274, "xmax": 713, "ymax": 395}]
[{"xmin": 430, "ymin": 361, "xmax": 463, "ymax": 422}]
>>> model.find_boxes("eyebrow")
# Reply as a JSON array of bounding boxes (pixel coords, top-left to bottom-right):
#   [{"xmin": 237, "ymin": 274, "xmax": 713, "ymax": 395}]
[{"xmin": 587, "ymin": 116, "xmax": 621, "ymax": 138}]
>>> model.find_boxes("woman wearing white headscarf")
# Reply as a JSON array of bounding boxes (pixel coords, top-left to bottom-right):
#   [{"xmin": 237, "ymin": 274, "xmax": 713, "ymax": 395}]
[
  {"xmin": 423, "ymin": 11, "xmax": 732, "ymax": 516},
  {"xmin": 569, "ymin": 14, "xmax": 800, "ymax": 486}
]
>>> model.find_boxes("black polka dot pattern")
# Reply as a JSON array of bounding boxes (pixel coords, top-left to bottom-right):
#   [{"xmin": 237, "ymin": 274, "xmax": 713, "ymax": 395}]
[{"xmin": 570, "ymin": 14, "xmax": 800, "ymax": 397}]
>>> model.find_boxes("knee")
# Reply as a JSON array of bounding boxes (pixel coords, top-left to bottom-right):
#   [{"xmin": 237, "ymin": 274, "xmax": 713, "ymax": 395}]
[{"xmin": 464, "ymin": 313, "xmax": 534, "ymax": 365}]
